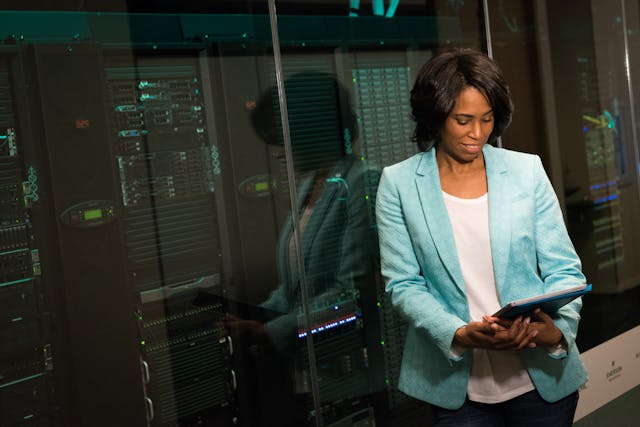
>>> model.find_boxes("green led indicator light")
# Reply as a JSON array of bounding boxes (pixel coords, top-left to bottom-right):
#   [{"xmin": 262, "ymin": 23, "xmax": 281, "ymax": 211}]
[
  {"xmin": 255, "ymin": 182, "xmax": 269, "ymax": 191},
  {"xmin": 376, "ymin": 301, "xmax": 381, "ymax": 307},
  {"xmin": 140, "ymin": 340, "xmax": 146, "ymax": 346},
  {"xmin": 380, "ymin": 340, "xmax": 385, "ymax": 346},
  {"xmin": 365, "ymin": 195, "xmax": 369, "ymax": 200},
  {"xmin": 360, "ymin": 156, "xmax": 365, "ymax": 161},
  {"xmin": 385, "ymin": 379, "xmax": 390, "ymax": 385}
]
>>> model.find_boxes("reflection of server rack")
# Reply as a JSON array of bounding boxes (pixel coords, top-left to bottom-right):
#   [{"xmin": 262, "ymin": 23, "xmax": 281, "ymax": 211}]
[
  {"xmin": 576, "ymin": 55, "xmax": 625, "ymax": 278},
  {"xmin": 0, "ymin": 55, "xmax": 56, "ymax": 427},
  {"xmin": 291, "ymin": 287, "xmax": 375, "ymax": 427},
  {"xmin": 584, "ymin": 128, "xmax": 623, "ymax": 269},
  {"xmin": 103, "ymin": 58, "xmax": 234, "ymax": 426},
  {"xmin": 105, "ymin": 64, "xmax": 224, "ymax": 289},
  {"xmin": 294, "ymin": 290, "xmax": 368, "ymax": 405}
]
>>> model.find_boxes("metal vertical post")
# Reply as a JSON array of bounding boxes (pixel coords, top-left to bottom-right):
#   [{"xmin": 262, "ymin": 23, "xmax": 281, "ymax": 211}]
[
  {"xmin": 266, "ymin": 1, "xmax": 324, "ymax": 425},
  {"xmin": 620, "ymin": 0, "xmax": 640, "ymax": 197},
  {"xmin": 483, "ymin": 0, "xmax": 502, "ymax": 148}
]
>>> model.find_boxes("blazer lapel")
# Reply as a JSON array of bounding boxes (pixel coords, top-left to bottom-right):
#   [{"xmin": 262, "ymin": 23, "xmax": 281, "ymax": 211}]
[
  {"xmin": 483, "ymin": 145, "xmax": 511, "ymax": 300},
  {"xmin": 414, "ymin": 150, "xmax": 465, "ymax": 294},
  {"xmin": 301, "ymin": 171, "xmax": 341, "ymax": 257},
  {"xmin": 299, "ymin": 159, "xmax": 350, "ymax": 258},
  {"xmin": 278, "ymin": 174, "xmax": 315, "ymax": 295}
]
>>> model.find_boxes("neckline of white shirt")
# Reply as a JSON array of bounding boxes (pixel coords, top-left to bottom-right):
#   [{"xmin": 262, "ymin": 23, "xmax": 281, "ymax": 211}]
[{"xmin": 442, "ymin": 191, "xmax": 488, "ymax": 204}]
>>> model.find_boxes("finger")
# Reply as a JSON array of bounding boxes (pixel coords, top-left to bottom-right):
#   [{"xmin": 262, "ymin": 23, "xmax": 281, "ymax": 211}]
[
  {"xmin": 493, "ymin": 317, "xmax": 515, "ymax": 328},
  {"xmin": 511, "ymin": 317, "xmax": 531, "ymax": 348},
  {"xmin": 472, "ymin": 321, "xmax": 495, "ymax": 334},
  {"xmin": 532, "ymin": 308, "xmax": 553, "ymax": 324},
  {"xmin": 490, "ymin": 318, "xmax": 523, "ymax": 350},
  {"xmin": 490, "ymin": 323, "xmax": 508, "ymax": 332},
  {"xmin": 501, "ymin": 317, "xmax": 531, "ymax": 350},
  {"xmin": 498, "ymin": 320, "xmax": 534, "ymax": 351},
  {"xmin": 507, "ymin": 316, "xmax": 524, "ymax": 336},
  {"xmin": 489, "ymin": 318, "xmax": 518, "ymax": 347},
  {"xmin": 516, "ymin": 328, "xmax": 538, "ymax": 350}
]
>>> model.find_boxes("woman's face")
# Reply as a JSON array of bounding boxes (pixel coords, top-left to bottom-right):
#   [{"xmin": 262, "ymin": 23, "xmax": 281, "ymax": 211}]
[{"xmin": 438, "ymin": 86, "xmax": 494, "ymax": 163}]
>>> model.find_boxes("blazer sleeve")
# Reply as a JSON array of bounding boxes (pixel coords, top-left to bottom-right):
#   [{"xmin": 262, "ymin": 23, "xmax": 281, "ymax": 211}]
[
  {"xmin": 532, "ymin": 156, "xmax": 587, "ymax": 357},
  {"xmin": 376, "ymin": 168, "xmax": 467, "ymax": 362}
]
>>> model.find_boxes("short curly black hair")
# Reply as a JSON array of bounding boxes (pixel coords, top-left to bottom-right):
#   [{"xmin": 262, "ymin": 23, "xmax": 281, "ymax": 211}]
[{"xmin": 410, "ymin": 48, "xmax": 513, "ymax": 151}]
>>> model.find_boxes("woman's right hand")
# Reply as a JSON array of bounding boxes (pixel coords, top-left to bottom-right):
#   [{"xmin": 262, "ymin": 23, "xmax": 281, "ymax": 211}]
[
  {"xmin": 224, "ymin": 314, "xmax": 271, "ymax": 346},
  {"xmin": 454, "ymin": 317, "xmax": 538, "ymax": 351}
]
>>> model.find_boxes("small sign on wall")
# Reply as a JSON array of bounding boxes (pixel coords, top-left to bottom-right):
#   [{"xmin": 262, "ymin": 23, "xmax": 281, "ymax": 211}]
[{"xmin": 574, "ymin": 325, "xmax": 640, "ymax": 421}]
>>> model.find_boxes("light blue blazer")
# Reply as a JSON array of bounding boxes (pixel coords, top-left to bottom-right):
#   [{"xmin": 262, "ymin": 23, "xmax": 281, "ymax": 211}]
[{"xmin": 375, "ymin": 144, "xmax": 588, "ymax": 409}]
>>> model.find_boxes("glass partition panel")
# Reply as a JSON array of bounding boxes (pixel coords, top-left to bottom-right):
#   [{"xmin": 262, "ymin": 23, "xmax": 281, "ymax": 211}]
[
  {"xmin": 269, "ymin": 1, "xmax": 487, "ymax": 426},
  {"xmin": 0, "ymin": 2, "xmax": 488, "ymax": 427},
  {"xmin": 0, "ymin": 3, "xmax": 285, "ymax": 427}
]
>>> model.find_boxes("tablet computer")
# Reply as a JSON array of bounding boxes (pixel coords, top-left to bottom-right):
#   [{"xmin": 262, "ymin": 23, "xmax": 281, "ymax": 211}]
[
  {"xmin": 193, "ymin": 291, "xmax": 284, "ymax": 322},
  {"xmin": 493, "ymin": 284, "xmax": 592, "ymax": 319}
]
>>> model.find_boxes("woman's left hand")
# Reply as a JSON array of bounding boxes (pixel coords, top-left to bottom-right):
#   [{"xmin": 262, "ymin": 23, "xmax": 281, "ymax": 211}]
[{"xmin": 527, "ymin": 308, "xmax": 563, "ymax": 347}]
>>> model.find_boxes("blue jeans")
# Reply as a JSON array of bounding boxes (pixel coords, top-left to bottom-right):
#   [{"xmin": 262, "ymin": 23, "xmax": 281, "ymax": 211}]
[{"xmin": 431, "ymin": 390, "xmax": 579, "ymax": 427}]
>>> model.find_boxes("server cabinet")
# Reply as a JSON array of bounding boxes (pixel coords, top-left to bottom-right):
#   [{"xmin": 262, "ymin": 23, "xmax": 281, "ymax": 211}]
[
  {"xmin": 0, "ymin": 48, "xmax": 61, "ymax": 427},
  {"xmin": 31, "ymin": 43, "xmax": 148, "ymax": 426},
  {"xmin": 102, "ymin": 51, "xmax": 235, "ymax": 426},
  {"xmin": 30, "ymin": 42, "xmax": 241, "ymax": 426}
]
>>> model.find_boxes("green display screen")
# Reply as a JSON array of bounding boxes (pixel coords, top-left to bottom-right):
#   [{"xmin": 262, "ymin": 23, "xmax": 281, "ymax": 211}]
[
  {"xmin": 84, "ymin": 208, "xmax": 103, "ymax": 221},
  {"xmin": 255, "ymin": 182, "xmax": 269, "ymax": 191}
]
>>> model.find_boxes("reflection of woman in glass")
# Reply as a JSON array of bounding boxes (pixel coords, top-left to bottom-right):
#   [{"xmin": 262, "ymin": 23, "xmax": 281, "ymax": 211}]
[
  {"xmin": 228, "ymin": 71, "xmax": 376, "ymax": 426},
  {"xmin": 248, "ymin": 71, "xmax": 375, "ymax": 352},
  {"xmin": 376, "ymin": 49, "xmax": 587, "ymax": 426}
]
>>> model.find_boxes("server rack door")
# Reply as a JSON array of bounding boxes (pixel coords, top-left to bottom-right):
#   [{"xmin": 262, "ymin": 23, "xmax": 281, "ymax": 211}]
[{"xmin": 32, "ymin": 43, "xmax": 147, "ymax": 426}]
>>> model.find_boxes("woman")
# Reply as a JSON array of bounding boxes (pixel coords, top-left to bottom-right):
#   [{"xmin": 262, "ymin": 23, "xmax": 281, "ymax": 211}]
[{"xmin": 375, "ymin": 49, "xmax": 588, "ymax": 426}]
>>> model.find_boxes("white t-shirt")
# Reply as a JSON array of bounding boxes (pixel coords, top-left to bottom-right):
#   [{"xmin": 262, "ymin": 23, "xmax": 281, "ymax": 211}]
[{"xmin": 443, "ymin": 191, "xmax": 535, "ymax": 403}]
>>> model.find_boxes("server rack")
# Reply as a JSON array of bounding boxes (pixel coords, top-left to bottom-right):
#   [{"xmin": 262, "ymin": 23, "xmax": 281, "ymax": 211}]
[
  {"xmin": 0, "ymin": 47, "xmax": 63, "ymax": 427},
  {"xmin": 102, "ymin": 52, "xmax": 236, "ymax": 426}
]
